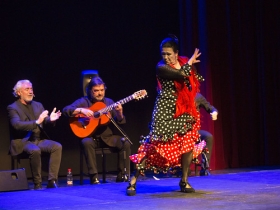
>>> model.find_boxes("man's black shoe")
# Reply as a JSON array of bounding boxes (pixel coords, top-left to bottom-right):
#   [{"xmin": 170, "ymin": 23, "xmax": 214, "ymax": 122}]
[
  {"xmin": 47, "ymin": 180, "xmax": 58, "ymax": 188},
  {"xmin": 90, "ymin": 178, "xmax": 100, "ymax": 184},
  {"xmin": 34, "ymin": 183, "xmax": 43, "ymax": 190}
]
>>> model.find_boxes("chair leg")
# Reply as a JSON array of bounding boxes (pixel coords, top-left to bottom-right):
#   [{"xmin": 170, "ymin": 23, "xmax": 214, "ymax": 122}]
[
  {"xmin": 11, "ymin": 157, "xmax": 15, "ymax": 170},
  {"xmin": 195, "ymin": 163, "xmax": 200, "ymax": 176},
  {"xmin": 102, "ymin": 152, "xmax": 106, "ymax": 183},
  {"xmin": 16, "ymin": 157, "xmax": 20, "ymax": 169},
  {"xmin": 80, "ymin": 145, "xmax": 84, "ymax": 185}
]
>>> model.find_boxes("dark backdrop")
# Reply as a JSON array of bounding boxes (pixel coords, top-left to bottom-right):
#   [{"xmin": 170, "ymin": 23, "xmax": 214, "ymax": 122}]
[
  {"xmin": 1, "ymin": 1, "xmax": 279, "ymax": 177},
  {"xmin": 179, "ymin": 0, "xmax": 280, "ymax": 169},
  {"xmin": 0, "ymin": 1, "xmax": 180, "ymax": 176}
]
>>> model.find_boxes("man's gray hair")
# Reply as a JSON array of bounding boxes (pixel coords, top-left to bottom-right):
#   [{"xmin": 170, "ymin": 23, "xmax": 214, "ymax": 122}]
[{"xmin": 13, "ymin": 80, "xmax": 32, "ymax": 97}]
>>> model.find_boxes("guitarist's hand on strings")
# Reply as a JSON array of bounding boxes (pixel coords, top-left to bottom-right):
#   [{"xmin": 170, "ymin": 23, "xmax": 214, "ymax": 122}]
[
  {"xmin": 113, "ymin": 102, "xmax": 124, "ymax": 121},
  {"xmin": 76, "ymin": 108, "xmax": 93, "ymax": 117}
]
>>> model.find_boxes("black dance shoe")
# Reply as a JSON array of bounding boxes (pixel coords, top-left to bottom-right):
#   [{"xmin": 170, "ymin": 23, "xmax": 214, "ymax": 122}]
[
  {"xmin": 126, "ymin": 183, "xmax": 136, "ymax": 196},
  {"xmin": 34, "ymin": 183, "xmax": 43, "ymax": 190},
  {"xmin": 179, "ymin": 180, "xmax": 195, "ymax": 193},
  {"xmin": 47, "ymin": 180, "xmax": 59, "ymax": 188},
  {"xmin": 90, "ymin": 178, "xmax": 100, "ymax": 185},
  {"xmin": 116, "ymin": 173, "xmax": 129, "ymax": 182}
]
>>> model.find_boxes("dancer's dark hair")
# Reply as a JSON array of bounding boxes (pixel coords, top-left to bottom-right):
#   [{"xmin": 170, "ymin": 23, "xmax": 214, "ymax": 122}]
[{"xmin": 160, "ymin": 34, "xmax": 179, "ymax": 52}]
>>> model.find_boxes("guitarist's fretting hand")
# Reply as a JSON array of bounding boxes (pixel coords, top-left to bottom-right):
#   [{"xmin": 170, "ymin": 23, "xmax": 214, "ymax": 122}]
[{"xmin": 113, "ymin": 102, "xmax": 124, "ymax": 121}]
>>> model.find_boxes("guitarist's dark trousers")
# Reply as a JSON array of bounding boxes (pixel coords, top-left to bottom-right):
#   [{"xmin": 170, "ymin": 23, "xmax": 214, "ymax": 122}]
[{"xmin": 81, "ymin": 135, "xmax": 131, "ymax": 178}]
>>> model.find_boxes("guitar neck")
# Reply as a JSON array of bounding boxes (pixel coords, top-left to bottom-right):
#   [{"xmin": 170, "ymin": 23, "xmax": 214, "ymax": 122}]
[{"xmin": 98, "ymin": 95, "xmax": 134, "ymax": 115}]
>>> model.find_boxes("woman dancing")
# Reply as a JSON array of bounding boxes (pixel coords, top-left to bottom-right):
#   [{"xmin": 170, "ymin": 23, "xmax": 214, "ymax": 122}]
[{"xmin": 127, "ymin": 35, "xmax": 205, "ymax": 196}]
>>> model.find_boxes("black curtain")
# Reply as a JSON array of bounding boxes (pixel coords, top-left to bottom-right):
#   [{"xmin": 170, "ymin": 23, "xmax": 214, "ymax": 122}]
[{"xmin": 179, "ymin": 0, "xmax": 280, "ymax": 169}]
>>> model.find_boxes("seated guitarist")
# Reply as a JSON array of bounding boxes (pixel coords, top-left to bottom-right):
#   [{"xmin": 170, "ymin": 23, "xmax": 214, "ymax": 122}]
[{"xmin": 62, "ymin": 76, "xmax": 131, "ymax": 184}]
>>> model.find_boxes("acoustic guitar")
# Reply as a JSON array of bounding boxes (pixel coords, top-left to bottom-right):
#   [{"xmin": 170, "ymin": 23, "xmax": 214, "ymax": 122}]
[{"xmin": 69, "ymin": 90, "xmax": 147, "ymax": 138}]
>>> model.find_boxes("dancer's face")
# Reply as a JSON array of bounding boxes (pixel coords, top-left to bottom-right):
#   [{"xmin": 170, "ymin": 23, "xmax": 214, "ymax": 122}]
[{"xmin": 161, "ymin": 47, "xmax": 178, "ymax": 65}]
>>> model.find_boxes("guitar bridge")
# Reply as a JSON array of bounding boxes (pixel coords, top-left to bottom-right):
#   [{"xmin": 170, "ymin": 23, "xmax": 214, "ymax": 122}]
[{"xmin": 78, "ymin": 117, "xmax": 87, "ymax": 129}]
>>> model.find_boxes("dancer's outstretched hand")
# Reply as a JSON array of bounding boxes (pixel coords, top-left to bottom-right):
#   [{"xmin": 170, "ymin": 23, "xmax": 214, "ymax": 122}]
[{"xmin": 188, "ymin": 48, "xmax": 201, "ymax": 65}]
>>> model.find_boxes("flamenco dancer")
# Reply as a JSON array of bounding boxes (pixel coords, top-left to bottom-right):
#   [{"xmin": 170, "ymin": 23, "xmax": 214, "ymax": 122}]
[{"xmin": 127, "ymin": 35, "xmax": 205, "ymax": 196}]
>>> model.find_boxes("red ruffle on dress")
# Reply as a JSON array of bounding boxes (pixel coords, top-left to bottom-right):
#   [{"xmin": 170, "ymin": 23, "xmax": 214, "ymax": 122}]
[{"xmin": 130, "ymin": 114, "xmax": 206, "ymax": 171}]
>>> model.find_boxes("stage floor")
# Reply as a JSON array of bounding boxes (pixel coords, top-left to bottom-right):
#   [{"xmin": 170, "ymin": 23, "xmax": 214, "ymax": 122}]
[{"xmin": 1, "ymin": 166, "xmax": 280, "ymax": 210}]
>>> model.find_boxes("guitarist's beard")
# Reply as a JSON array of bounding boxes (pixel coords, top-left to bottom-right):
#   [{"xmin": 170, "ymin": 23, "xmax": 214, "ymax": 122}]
[
  {"xmin": 91, "ymin": 97, "xmax": 104, "ymax": 103},
  {"xmin": 88, "ymin": 91, "xmax": 105, "ymax": 103}
]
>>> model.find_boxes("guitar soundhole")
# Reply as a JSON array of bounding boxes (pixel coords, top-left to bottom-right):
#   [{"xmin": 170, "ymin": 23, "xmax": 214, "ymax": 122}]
[{"xmin": 94, "ymin": 112, "xmax": 100, "ymax": 118}]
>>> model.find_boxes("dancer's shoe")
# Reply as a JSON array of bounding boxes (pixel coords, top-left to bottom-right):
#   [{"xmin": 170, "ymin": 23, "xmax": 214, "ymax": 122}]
[
  {"xmin": 126, "ymin": 182, "xmax": 136, "ymax": 196},
  {"xmin": 179, "ymin": 180, "xmax": 195, "ymax": 193}
]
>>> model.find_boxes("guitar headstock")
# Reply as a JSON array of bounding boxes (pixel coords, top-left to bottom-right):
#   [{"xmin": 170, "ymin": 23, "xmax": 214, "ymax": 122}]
[{"xmin": 132, "ymin": 90, "xmax": 148, "ymax": 100}]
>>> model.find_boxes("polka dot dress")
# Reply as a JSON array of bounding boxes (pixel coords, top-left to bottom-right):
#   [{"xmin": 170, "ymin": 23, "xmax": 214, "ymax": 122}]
[{"xmin": 130, "ymin": 76, "xmax": 205, "ymax": 172}]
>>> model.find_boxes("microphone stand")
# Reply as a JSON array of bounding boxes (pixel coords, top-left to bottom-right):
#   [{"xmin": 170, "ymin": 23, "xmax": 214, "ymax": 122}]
[
  {"xmin": 105, "ymin": 114, "xmax": 133, "ymax": 145},
  {"xmin": 105, "ymin": 113, "xmax": 132, "ymax": 180}
]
